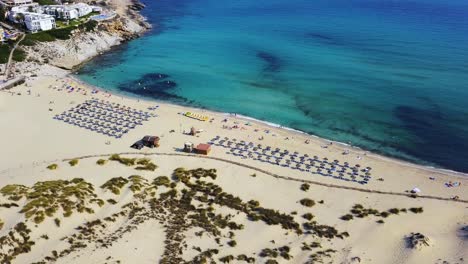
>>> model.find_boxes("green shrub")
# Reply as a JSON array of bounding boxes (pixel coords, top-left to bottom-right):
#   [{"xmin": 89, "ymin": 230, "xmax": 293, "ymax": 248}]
[
  {"xmin": 303, "ymin": 213, "xmax": 314, "ymax": 221},
  {"xmin": 68, "ymin": 159, "xmax": 79, "ymax": 166},
  {"xmin": 409, "ymin": 207, "xmax": 423, "ymax": 214},
  {"xmin": 81, "ymin": 20, "xmax": 98, "ymax": 31},
  {"xmin": 48, "ymin": 27, "xmax": 75, "ymax": 40},
  {"xmin": 47, "ymin": 164, "xmax": 58, "ymax": 170},
  {"xmin": 340, "ymin": 214, "xmax": 353, "ymax": 221},
  {"xmin": 109, "ymin": 154, "xmax": 136, "ymax": 166},
  {"xmin": 153, "ymin": 176, "xmax": 170, "ymax": 186},
  {"xmin": 299, "ymin": 198, "xmax": 315, "ymax": 207},
  {"xmin": 388, "ymin": 208, "xmax": 400, "ymax": 214},
  {"xmin": 33, "ymin": 212, "xmax": 45, "ymax": 224},
  {"xmin": 0, "ymin": 44, "xmax": 10, "ymax": 64},
  {"xmin": 380, "ymin": 211, "xmax": 390, "ymax": 218},
  {"xmin": 24, "ymin": 31, "xmax": 56, "ymax": 42},
  {"xmin": 300, "ymin": 183, "xmax": 310, "ymax": 191},
  {"xmin": 219, "ymin": 255, "xmax": 234, "ymax": 263},
  {"xmin": 353, "ymin": 204, "xmax": 364, "ymax": 209},
  {"xmin": 260, "ymin": 248, "xmax": 278, "ymax": 258},
  {"xmin": 247, "ymin": 200, "xmax": 260, "ymax": 208},
  {"xmin": 135, "ymin": 162, "xmax": 157, "ymax": 171},
  {"xmin": 101, "ymin": 177, "xmax": 129, "ymax": 194},
  {"xmin": 107, "ymin": 199, "xmax": 117, "ymax": 204},
  {"xmin": 19, "ymin": 37, "xmax": 36, "ymax": 46},
  {"xmin": 12, "ymin": 47, "xmax": 26, "ymax": 62},
  {"xmin": 96, "ymin": 159, "xmax": 107, "ymax": 165},
  {"xmin": 54, "ymin": 218, "xmax": 60, "ymax": 227},
  {"xmin": 227, "ymin": 240, "xmax": 237, "ymax": 247}
]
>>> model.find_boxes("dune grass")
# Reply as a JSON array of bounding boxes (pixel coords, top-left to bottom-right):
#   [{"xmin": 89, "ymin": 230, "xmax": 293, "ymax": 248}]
[
  {"xmin": 96, "ymin": 159, "xmax": 107, "ymax": 165},
  {"xmin": 1, "ymin": 178, "xmax": 98, "ymax": 222},
  {"xmin": 299, "ymin": 198, "xmax": 315, "ymax": 207},
  {"xmin": 68, "ymin": 159, "xmax": 79, "ymax": 166},
  {"xmin": 47, "ymin": 164, "xmax": 58, "ymax": 170}
]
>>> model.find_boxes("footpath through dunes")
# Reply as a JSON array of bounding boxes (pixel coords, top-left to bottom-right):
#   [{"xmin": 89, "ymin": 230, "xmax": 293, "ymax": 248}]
[
  {"xmin": 23, "ymin": 152, "xmax": 468, "ymax": 204},
  {"xmin": 0, "ymin": 154, "xmax": 466, "ymax": 264}
]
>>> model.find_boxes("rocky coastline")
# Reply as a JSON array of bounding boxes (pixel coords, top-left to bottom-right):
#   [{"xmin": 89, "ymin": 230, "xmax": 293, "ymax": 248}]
[{"xmin": 14, "ymin": 0, "xmax": 151, "ymax": 73}]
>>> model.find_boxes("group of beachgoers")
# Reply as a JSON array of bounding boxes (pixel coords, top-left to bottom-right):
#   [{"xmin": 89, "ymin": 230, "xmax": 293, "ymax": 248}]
[
  {"xmin": 209, "ymin": 136, "xmax": 372, "ymax": 185},
  {"xmin": 53, "ymin": 99, "xmax": 156, "ymax": 138},
  {"xmin": 49, "ymin": 80, "xmax": 112, "ymax": 98}
]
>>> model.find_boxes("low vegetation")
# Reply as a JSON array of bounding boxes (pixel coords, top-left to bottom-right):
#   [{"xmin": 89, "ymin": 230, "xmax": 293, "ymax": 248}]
[
  {"xmin": 68, "ymin": 159, "xmax": 79, "ymax": 166},
  {"xmin": 303, "ymin": 213, "xmax": 314, "ymax": 221},
  {"xmin": 96, "ymin": 159, "xmax": 107, "ymax": 165},
  {"xmin": 101, "ymin": 177, "xmax": 129, "ymax": 195},
  {"xmin": 409, "ymin": 207, "xmax": 424, "ymax": 214},
  {"xmin": 299, "ymin": 198, "xmax": 315, "ymax": 207},
  {"xmin": 0, "ymin": 164, "xmax": 350, "ymax": 263},
  {"xmin": 0, "ymin": 222, "xmax": 34, "ymax": 263},
  {"xmin": 0, "ymin": 44, "xmax": 10, "ymax": 64},
  {"xmin": 12, "ymin": 47, "xmax": 27, "ymax": 62},
  {"xmin": 341, "ymin": 204, "xmax": 424, "ymax": 221},
  {"xmin": 109, "ymin": 154, "xmax": 136, "ymax": 166},
  {"xmin": 46, "ymin": 164, "xmax": 58, "ymax": 170},
  {"xmin": 135, "ymin": 158, "xmax": 158, "ymax": 171}
]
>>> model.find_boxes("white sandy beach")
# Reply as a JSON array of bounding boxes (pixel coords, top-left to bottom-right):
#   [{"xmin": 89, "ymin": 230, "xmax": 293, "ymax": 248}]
[{"xmin": 0, "ymin": 72, "xmax": 467, "ymax": 263}]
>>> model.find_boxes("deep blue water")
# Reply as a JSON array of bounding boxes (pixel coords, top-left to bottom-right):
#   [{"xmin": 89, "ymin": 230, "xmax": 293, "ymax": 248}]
[{"xmin": 76, "ymin": 0, "xmax": 468, "ymax": 173}]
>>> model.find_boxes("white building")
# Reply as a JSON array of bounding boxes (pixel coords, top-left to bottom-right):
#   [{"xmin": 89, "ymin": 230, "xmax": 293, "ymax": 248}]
[
  {"xmin": 70, "ymin": 3, "xmax": 92, "ymax": 17},
  {"xmin": 7, "ymin": 2, "xmax": 96, "ymax": 32},
  {"xmin": 1, "ymin": 0, "xmax": 34, "ymax": 7},
  {"xmin": 41, "ymin": 3, "xmax": 94, "ymax": 20},
  {"xmin": 43, "ymin": 5, "xmax": 79, "ymax": 20},
  {"xmin": 24, "ymin": 13, "xmax": 55, "ymax": 32}
]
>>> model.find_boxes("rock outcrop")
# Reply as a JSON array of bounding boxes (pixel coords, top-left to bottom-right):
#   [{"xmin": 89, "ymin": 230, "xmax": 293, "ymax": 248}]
[{"xmin": 21, "ymin": 0, "xmax": 151, "ymax": 70}]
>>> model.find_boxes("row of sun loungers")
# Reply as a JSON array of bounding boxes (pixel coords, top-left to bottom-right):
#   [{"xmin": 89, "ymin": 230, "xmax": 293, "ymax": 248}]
[
  {"xmin": 53, "ymin": 99, "xmax": 156, "ymax": 138},
  {"xmin": 209, "ymin": 136, "xmax": 372, "ymax": 185}
]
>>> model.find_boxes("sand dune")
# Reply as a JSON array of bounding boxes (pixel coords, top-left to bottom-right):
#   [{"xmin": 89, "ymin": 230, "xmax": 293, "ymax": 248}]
[{"xmin": 0, "ymin": 73, "xmax": 466, "ymax": 263}]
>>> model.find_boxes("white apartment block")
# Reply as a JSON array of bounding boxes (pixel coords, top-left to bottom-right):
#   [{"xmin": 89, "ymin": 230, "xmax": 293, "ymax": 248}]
[
  {"xmin": 43, "ymin": 5, "xmax": 79, "ymax": 20},
  {"xmin": 24, "ymin": 13, "xmax": 55, "ymax": 32},
  {"xmin": 70, "ymin": 3, "xmax": 92, "ymax": 17},
  {"xmin": 1, "ymin": 0, "xmax": 34, "ymax": 7},
  {"xmin": 7, "ymin": 2, "xmax": 97, "ymax": 32},
  {"xmin": 42, "ymin": 3, "xmax": 93, "ymax": 20}
]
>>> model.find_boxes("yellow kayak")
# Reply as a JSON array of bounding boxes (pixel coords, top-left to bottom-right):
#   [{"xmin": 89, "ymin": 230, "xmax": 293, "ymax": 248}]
[{"xmin": 185, "ymin": 112, "xmax": 209, "ymax": 121}]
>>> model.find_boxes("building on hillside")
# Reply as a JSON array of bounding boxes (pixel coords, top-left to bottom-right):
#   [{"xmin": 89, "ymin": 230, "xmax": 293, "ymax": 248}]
[
  {"xmin": 24, "ymin": 12, "xmax": 55, "ymax": 32},
  {"xmin": 0, "ymin": 0, "xmax": 34, "ymax": 7},
  {"xmin": 70, "ymin": 3, "xmax": 92, "ymax": 17},
  {"xmin": 8, "ymin": 5, "xmax": 40, "ymax": 21},
  {"xmin": 40, "ymin": 3, "xmax": 94, "ymax": 20},
  {"xmin": 91, "ymin": 6, "xmax": 102, "ymax": 13},
  {"xmin": 43, "ymin": 5, "xmax": 79, "ymax": 20}
]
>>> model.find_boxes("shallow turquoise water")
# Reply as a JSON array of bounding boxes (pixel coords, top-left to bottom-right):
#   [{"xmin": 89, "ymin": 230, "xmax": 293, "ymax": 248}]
[{"xmin": 77, "ymin": 0, "xmax": 468, "ymax": 172}]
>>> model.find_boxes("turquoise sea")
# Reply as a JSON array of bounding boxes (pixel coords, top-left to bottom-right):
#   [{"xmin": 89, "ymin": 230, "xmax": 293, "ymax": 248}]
[{"xmin": 76, "ymin": 0, "xmax": 468, "ymax": 173}]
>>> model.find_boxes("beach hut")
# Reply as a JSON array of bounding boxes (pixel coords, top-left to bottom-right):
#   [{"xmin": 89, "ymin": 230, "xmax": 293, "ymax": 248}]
[
  {"xmin": 195, "ymin": 143, "xmax": 211, "ymax": 155},
  {"xmin": 142, "ymin": 135, "xmax": 160, "ymax": 148},
  {"xmin": 184, "ymin": 142, "xmax": 194, "ymax": 153}
]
